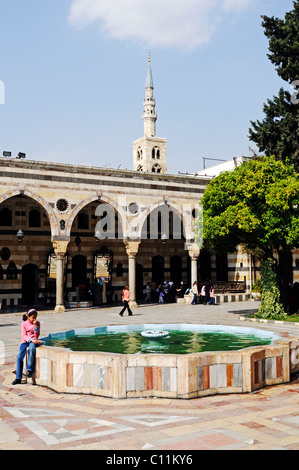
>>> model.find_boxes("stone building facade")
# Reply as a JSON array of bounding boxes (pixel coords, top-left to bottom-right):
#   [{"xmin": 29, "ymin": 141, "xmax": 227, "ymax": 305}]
[
  {"xmin": 0, "ymin": 57, "xmax": 297, "ymax": 313},
  {"xmin": 0, "ymin": 159, "xmax": 207, "ymax": 312}
]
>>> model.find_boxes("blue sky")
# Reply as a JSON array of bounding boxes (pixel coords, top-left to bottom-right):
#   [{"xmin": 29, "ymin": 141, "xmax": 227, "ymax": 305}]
[{"xmin": 0, "ymin": 0, "xmax": 295, "ymax": 175}]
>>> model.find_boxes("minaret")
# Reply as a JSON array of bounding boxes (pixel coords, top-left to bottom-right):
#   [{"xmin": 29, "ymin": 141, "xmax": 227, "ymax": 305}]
[
  {"xmin": 142, "ymin": 53, "xmax": 157, "ymax": 138},
  {"xmin": 133, "ymin": 53, "xmax": 167, "ymax": 174}
]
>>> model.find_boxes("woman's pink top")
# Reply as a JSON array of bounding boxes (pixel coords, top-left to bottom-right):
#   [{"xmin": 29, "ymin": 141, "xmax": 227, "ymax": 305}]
[
  {"xmin": 122, "ymin": 289, "xmax": 130, "ymax": 302},
  {"xmin": 21, "ymin": 320, "xmax": 40, "ymax": 344}
]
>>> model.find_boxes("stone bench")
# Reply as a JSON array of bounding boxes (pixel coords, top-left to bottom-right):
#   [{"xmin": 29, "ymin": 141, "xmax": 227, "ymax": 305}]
[{"xmin": 184, "ymin": 293, "xmax": 250, "ymax": 304}]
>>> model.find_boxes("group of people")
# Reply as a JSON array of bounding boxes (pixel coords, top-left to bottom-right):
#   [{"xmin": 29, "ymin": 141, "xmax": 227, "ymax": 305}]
[
  {"xmin": 144, "ymin": 281, "xmax": 185, "ymax": 304},
  {"xmin": 143, "ymin": 279, "xmax": 216, "ymax": 305},
  {"xmin": 191, "ymin": 279, "xmax": 215, "ymax": 305}
]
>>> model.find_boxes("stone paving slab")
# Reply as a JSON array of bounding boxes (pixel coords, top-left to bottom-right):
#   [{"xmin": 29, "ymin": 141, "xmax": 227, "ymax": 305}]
[{"xmin": 1, "ymin": 301, "xmax": 299, "ymax": 451}]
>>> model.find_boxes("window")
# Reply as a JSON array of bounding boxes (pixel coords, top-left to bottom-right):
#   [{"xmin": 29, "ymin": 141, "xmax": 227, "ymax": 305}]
[
  {"xmin": 0, "ymin": 207, "xmax": 12, "ymax": 226},
  {"xmin": 29, "ymin": 209, "xmax": 41, "ymax": 227},
  {"xmin": 78, "ymin": 211, "xmax": 89, "ymax": 229},
  {"xmin": 152, "ymin": 147, "xmax": 160, "ymax": 159},
  {"xmin": 7, "ymin": 262, "xmax": 17, "ymax": 280},
  {"xmin": 152, "ymin": 164, "xmax": 162, "ymax": 173},
  {"xmin": 93, "ymin": 247, "xmax": 113, "ymax": 284},
  {"xmin": 137, "ymin": 147, "xmax": 143, "ymax": 159}
]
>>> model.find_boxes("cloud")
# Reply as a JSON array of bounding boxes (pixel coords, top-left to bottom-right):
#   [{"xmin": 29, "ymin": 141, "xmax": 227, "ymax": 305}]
[{"xmin": 68, "ymin": 0, "xmax": 253, "ymax": 51}]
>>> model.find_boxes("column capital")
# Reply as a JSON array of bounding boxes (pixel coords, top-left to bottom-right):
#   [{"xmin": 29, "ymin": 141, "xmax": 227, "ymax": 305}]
[
  {"xmin": 124, "ymin": 240, "xmax": 141, "ymax": 257},
  {"xmin": 52, "ymin": 240, "xmax": 69, "ymax": 258},
  {"xmin": 186, "ymin": 243, "xmax": 200, "ymax": 259}
]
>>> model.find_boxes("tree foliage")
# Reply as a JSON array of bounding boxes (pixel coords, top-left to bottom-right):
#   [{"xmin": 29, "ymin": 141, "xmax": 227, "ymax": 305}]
[
  {"xmin": 262, "ymin": 2, "xmax": 299, "ymax": 83},
  {"xmin": 200, "ymin": 156, "xmax": 299, "ymax": 317},
  {"xmin": 258, "ymin": 258, "xmax": 286, "ymax": 319},
  {"xmin": 249, "ymin": 1, "xmax": 299, "ymax": 170},
  {"xmin": 202, "ymin": 156, "xmax": 299, "ymax": 257}
]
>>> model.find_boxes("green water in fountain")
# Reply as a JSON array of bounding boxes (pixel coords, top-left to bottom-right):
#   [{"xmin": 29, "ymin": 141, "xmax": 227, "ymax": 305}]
[{"xmin": 45, "ymin": 329, "xmax": 272, "ymax": 355}]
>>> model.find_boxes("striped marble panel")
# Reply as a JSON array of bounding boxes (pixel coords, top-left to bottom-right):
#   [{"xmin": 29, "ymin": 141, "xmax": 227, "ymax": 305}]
[
  {"xmin": 265, "ymin": 357, "xmax": 277, "ymax": 379},
  {"xmin": 162, "ymin": 367, "xmax": 177, "ymax": 392},
  {"xmin": 73, "ymin": 363, "xmax": 84, "ymax": 387},
  {"xmin": 98, "ymin": 366, "xmax": 105, "ymax": 389},
  {"xmin": 197, "ymin": 363, "xmax": 243, "ymax": 391},
  {"xmin": 39, "ymin": 358, "xmax": 49, "ymax": 381},
  {"xmin": 127, "ymin": 366, "xmax": 177, "ymax": 392},
  {"xmin": 233, "ymin": 363, "xmax": 243, "ymax": 387},
  {"xmin": 210, "ymin": 364, "xmax": 227, "ymax": 388}
]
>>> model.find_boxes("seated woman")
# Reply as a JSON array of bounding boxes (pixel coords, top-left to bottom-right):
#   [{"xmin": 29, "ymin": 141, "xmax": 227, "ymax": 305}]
[{"xmin": 12, "ymin": 308, "xmax": 40, "ymax": 385}]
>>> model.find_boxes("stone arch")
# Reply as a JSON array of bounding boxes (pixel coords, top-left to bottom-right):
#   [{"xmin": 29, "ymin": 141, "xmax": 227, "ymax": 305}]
[
  {"xmin": 152, "ymin": 163, "xmax": 162, "ymax": 173},
  {"xmin": 65, "ymin": 193, "xmax": 124, "ymax": 238},
  {"xmin": 137, "ymin": 147, "xmax": 143, "ymax": 159},
  {"xmin": 0, "ymin": 188, "xmax": 59, "ymax": 236},
  {"xmin": 19, "ymin": 259, "xmax": 40, "ymax": 268},
  {"xmin": 139, "ymin": 200, "xmax": 185, "ymax": 241},
  {"xmin": 152, "ymin": 146, "xmax": 160, "ymax": 159}
]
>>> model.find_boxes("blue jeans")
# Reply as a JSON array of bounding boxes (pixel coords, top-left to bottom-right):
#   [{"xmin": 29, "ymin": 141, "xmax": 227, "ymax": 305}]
[
  {"xmin": 16, "ymin": 341, "xmax": 37, "ymax": 379},
  {"xmin": 191, "ymin": 293, "xmax": 197, "ymax": 304},
  {"xmin": 208, "ymin": 298, "xmax": 215, "ymax": 305}
]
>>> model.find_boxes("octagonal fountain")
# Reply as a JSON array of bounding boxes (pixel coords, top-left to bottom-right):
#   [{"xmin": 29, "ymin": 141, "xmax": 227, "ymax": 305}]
[{"xmin": 35, "ymin": 323, "xmax": 299, "ymax": 399}]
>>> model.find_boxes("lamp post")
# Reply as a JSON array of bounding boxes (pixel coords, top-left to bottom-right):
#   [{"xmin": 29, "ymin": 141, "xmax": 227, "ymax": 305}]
[
  {"xmin": 16, "ymin": 229, "xmax": 24, "ymax": 243},
  {"xmin": 161, "ymin": 233, "xmax": 168, "ymax": 245},
  {"xmin": 16, "ymin": 193, "xmax": 25, "ymax": 243}
]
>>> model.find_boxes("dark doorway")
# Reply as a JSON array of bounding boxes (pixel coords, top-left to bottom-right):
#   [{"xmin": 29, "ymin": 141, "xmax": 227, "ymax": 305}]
[
  {"xmin": 216, "ymin": 253, "xmax": 228, "ymax": 281},
  {"xmin": 199, "ymin": 251, "xmax": 211, "ymax": 281},
  {"xmin": 170, "ymin": 255, "xmax": 182, "ymax": 286},
  {"xmin": 152, "ymin": 255, "xmax": 164, "ymax": 285},
  {"xmin": 22, "ymin": 264, "xmax": 38, "ymax": 306},
  {"xmin": 72, "ymin": 255, "xmax": 87, "ymax": 288}
]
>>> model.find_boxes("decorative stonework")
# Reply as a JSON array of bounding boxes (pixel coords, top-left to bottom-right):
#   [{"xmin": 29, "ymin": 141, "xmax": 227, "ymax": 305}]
[
  {"xmin": 56, "ymin": 198, "xmax": 69, "ymax": 213},
  {"xmin": 125, "ymin": 240, "xmax": 141, "ymax": 258},
  {"xmin": 36, "ymin": 328, "xmax": 299, "ymax": 399}
]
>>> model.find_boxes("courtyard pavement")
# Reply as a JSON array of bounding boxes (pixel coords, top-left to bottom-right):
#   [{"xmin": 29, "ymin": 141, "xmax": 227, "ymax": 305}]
[{"xmin": 1, "ymin": 300, "xmax": 299, "ymax": 451}]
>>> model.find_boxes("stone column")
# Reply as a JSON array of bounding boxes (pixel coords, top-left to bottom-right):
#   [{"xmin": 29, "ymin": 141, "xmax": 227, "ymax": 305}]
[
  {"xmin": 187, "ymin": 243, "xmax": 200, "ymax": 287},
  {"xmin": 124, "ymin": 240, "xmax": 141, "ymax": 309},
  {"xmin": 52, "ymin": 240, "xmax": 69, "ymax": 313}
]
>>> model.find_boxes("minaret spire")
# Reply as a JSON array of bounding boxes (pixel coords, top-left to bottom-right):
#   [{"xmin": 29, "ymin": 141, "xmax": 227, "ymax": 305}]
[
  {"xmin": 143, "ymin": 52, "xmax": 157, "ymax": 138},
  {"xmin": 146, "ymin": 52, "xmax": 154, "ymax": 89},
  {"xmin": 133, "ymin": 54, "xmax": 167, "ymax": 174}
]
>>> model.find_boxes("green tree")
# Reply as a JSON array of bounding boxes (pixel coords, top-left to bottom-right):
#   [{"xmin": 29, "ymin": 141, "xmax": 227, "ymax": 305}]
[
  {"xmin": 249, "ymin": 1, "xmax": 299, "ymax": 170},
  {"xmin": 200, "ymin": 156, "xmax": 299, "ymax": 318}
]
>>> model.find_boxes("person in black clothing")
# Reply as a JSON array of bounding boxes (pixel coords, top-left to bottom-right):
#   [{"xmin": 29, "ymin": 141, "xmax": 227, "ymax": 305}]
[
  {"xmin": 176, "ymin": 281, "xmax": 185, "ymax": 299},
  {"xmin": 168, "ymin": 282, "xmax": 176, "ymax": 303}
]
